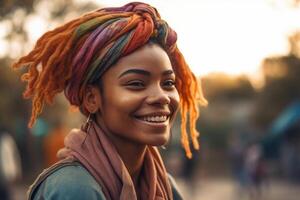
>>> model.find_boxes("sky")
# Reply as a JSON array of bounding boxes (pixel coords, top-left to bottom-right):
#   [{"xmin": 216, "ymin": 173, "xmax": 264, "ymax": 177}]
[
  {"xmin": 92, "ymin": 0, "xmax": 300, "ymax": 76},
  {"xmin": 1, "ymin": 0, "xmax": 300, "ymax": 77}
]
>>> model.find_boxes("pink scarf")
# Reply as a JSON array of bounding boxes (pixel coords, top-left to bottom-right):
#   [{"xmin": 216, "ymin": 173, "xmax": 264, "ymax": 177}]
[{"xmin": 57, "ymin": 121, "xmax": 173, "ymax": 200}]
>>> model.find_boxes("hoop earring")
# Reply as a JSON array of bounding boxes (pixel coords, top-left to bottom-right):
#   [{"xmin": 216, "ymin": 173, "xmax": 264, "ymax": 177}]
[
  {"xmin": 81, "ymin": 113, "xmax": 93, "ymax": 146},
  {"xmin": 161, "ymin": 129, "xmax": 173, "ymax": 150}
]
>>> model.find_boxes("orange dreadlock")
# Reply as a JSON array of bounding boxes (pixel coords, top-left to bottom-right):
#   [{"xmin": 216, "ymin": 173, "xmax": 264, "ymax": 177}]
[
  {"xmin": 12, "ymin": 2, "xmax": 207, "ymax": 158},
  {"xmin": 170, "ymin": 49, "xmax": 208, "ymax": 158}
]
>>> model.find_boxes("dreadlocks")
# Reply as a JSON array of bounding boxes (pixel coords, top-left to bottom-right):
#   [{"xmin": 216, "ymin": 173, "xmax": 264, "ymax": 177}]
[{"xmin": 12, "ymin": 2, "xmax": 207, "ymax": 158}]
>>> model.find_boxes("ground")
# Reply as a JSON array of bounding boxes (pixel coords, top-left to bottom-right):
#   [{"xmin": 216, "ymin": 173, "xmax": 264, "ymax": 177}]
[
  {"xmin": 12, "ymin": 177, "xmax": 300, "ymax": 200},
  {"xmin": 176, "ymin": 177, "xmax": 300, "ymax": 200}
]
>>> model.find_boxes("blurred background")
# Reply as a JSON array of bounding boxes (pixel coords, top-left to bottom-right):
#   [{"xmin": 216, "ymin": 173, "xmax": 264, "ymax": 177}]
[{"xmin": 1, "ymin": 0, "xmax": 300, "ymax": 199}]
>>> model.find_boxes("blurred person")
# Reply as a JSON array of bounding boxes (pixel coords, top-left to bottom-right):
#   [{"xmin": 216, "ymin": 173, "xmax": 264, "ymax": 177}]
[
  {"xmin": 280, "ymin": 129, "xmax": 300, "ymax": 182},
  {"xmin": 31, "ymin": 118, "xmax": 49, "ymax": 170},
  {"xmin": 0, "ymin": 127, "xmax": 22, "ymax": 200},
  {"xmin": 244, "ymin": 142, "xmax": 266, "ymax": 200},
  {"xmin": 181, "ymin": 146, "xmax": 201, "ymax": 183},
  {"xmin": 43, "ymin": 123, "xmax": 68, "ymax": 167},
  {"xmin": 228, "ymin": 131, "xmax": 247, "ymax": 198},
  {"xmin": 13, "ymin": 2, "xmax": 207, "ymax": 200}
]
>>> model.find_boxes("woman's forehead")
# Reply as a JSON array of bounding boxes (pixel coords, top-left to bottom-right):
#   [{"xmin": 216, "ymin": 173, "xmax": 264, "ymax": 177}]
[{"xmin": 107, "ymin": 43, "xmax": 173, "ymax": 75}]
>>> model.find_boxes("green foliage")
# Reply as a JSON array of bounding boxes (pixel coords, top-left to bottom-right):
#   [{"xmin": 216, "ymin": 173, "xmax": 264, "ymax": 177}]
[
  {"xmin": 0, "ymin": 0, "xmax": 35, "ymax": 18},
  {"xmin": 253, "ymin": 36, "xmax": 300, "ymax": 128},
  {"xmin": 202, "ymin": 73, "xmax": 255, "ymax": 103},
  {"xmin": 0, "ymin": 0, "xmax": 99, "ymax": 59},
  {"xmin": 0, "ymin": 58, "xmax": 30, "ymax": 131},
  {"xmin": 0, "ymin": 0, "xmax": 99, "ymax": 132}
]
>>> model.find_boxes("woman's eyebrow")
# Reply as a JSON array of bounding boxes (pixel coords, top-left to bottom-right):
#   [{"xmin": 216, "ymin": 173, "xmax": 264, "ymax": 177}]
[
  {"xmin": 118, "ymin": 69, "xmax": 174, "ymax": 79},
  {"xmin": 163, "ymin": 70, "xmax": 174, "ymax": 76},
  {"xmin": 118, "ymin": 69, "xmax": 150, "ymax": 78}
]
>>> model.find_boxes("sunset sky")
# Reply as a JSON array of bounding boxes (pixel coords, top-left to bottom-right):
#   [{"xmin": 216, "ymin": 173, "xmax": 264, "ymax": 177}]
[
  {"xmin": 94, "ymin": 0, "xmax": 300, "ymax": 76},
  {"xmin": 1, "ymin": 0, "xmax": 300, "ymax": 77}
]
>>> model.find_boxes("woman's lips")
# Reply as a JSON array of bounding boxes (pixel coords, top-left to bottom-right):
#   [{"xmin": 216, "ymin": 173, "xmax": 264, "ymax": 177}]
[
  {"xmin": 134, "ymin": 116, "xmax": 170, "ymax": 129},
  {"xmin": 134, "ymin": 112, "xmax": 170, "ymax": 128}
]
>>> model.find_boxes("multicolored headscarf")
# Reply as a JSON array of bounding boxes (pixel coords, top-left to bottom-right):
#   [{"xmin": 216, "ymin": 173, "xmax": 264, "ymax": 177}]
[
  {"xmin": 13, "ymin": 2, "xmax": 207, "ymax": 158},
  {"xmin": 66, "ymin": 3, "xmax": 177, "ymax": 107}
]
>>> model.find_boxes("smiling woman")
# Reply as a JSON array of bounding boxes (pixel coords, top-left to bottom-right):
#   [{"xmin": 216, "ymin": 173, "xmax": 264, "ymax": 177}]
[
  {"xmin": 96, "ymin": 43, "xmax": 180, "ymax": 148},
  {"xmin": 12, "ymin": 2, "xmax": 207, "ymax": 200}
]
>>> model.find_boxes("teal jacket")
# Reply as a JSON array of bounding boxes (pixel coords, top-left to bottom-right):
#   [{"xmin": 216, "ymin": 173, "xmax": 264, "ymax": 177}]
[{"xmin": 29, "ymin": 162, "xmax": 184, "ymax": 200}]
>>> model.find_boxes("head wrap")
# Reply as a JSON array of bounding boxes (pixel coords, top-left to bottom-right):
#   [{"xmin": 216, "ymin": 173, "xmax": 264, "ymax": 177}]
[
  {"xmin": 13, "ymin": 2, "xmax": 207, "ymax": 158},
  {"xmin": 65, "ymin": 2, "xmax": 177, "ymax": 107}
]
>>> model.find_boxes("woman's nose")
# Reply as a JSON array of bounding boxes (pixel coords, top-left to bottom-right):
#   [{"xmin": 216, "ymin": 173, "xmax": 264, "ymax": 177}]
[{"xmin": 146, "ymin": 86, "xmax": 171, "ymax": 106}]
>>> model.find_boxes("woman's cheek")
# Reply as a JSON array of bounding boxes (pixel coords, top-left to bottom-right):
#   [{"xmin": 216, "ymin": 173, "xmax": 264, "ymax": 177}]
[
  {"xmin": 115, "ymin": 92, "xmax": 145, "ymax": 111},
  {"xmin": 171, "ymin": 90, "xmax": 180, "ymax": 108}
]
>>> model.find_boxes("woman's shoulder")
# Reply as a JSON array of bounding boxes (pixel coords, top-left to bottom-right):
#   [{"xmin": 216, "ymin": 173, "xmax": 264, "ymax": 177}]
[{"xmin": 31, "ymin": 163, "xmax": 106, "ymax": 200}]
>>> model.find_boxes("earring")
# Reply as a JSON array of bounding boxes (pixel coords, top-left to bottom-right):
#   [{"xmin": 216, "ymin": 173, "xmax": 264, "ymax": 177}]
[
  {"xmin": 161, "ymin": 129, "xmax": 173, "ymax": 150},
  {"xmin": 81, "ymin": 113, "xmax": 93, "ymax": 146},
  {"xmin": 83, "ymin": 113, "xmax": 93, "ymax": 132}
]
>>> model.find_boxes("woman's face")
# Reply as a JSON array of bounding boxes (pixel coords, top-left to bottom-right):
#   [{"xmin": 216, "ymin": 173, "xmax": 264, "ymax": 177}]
[{"xmin": 96, "ymin": 43, "xmax": 180, "ymax": 147}]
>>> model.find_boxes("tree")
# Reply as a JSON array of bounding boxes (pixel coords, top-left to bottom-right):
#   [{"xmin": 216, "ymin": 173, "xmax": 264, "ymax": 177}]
[
  {"xmin": 0, "ymin": 0, "xmax": 101, "ymax": 175},
  {"xmin": 0, "ymin": 0, "xmax": 100, "ymax": 130},
  {"xmin": 201, "ymin": 73, "xmax": 255, "ymax": 103},
  {"xmin": 0, "ymin": 0, "xmax": 99, "ymax": 58},
  {"xmin": 253, "ymin": 31, "xmax": 300, "ymax": 128}
]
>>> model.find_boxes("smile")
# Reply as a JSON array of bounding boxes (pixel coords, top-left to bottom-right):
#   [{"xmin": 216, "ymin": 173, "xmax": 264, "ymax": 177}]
[
  {"xmin": 134, "ymin": 111, "xmax": 172, "ymax": 128},
  {"xmin": 141, "ymin": 115, "xmax": 168, "ymax": 123},
  {"xmin": 134, "ymin": 112, "xmax": 171, "ymax": 127}
]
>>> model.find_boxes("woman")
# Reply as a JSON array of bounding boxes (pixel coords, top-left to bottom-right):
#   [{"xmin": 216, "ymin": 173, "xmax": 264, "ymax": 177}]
[{"xmin": 13, "ymin": 2, "xmax": 207, "ymax": 200}]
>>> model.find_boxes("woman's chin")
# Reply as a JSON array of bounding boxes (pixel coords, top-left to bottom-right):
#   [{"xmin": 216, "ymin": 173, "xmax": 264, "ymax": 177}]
[{"xmin": 147, "ymin": 135, "xmax": 170, "ymax": 147}]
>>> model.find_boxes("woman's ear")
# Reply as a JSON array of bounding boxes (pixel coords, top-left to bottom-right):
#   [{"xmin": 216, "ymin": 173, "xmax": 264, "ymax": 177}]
[{"xmin": 82, "ymin": 85, "xmax": 102, "ymax": 114}]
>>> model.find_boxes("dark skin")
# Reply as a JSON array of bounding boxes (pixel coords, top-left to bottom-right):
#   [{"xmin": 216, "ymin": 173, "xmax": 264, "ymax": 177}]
[{"xmin": 82, "ymin": 43, "xmax": 180, "ymax": 195}]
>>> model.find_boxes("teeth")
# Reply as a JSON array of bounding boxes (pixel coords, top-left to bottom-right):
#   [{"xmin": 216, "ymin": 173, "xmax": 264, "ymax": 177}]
[{"xmin": 142, "ymin": 115, "xmax": 168, "ymax": 122}]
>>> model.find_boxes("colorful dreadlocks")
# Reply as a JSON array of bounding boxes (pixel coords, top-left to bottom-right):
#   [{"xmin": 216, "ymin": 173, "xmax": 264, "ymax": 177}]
[{"xmin": 12, "ymin": 2, "xmax": 207, "ymax": 158}]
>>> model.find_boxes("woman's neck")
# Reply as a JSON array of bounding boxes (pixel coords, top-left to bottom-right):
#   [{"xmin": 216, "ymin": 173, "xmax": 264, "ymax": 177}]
[
  {"xmin": 96, "ymin": 119, "xmax": 147, "ymax": 184},
  {"xmin": 116, "ymin": 142, "xmax": 147, "ymax": 183},
  {"xmin": 110, "ymin": 136, "xmax": 147, "ymax": 189}
]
